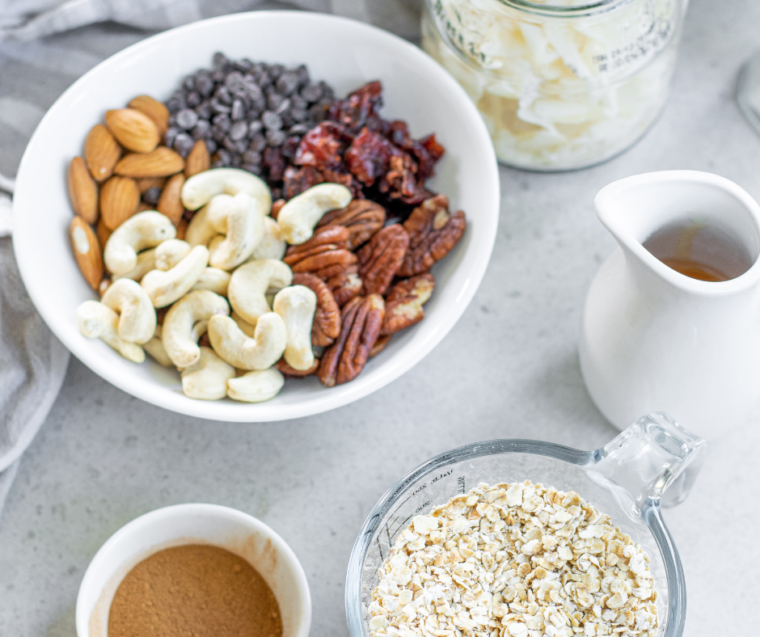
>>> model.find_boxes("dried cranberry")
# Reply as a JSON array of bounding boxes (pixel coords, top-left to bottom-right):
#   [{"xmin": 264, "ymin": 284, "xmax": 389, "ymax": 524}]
[
  {"xmin": 344, "ymin": 127, "xmax": 399, "ymax": 187},
  {"xmin": 294, "ymin": 122, "xmax": 351, "ymax": 169},
  {"xmin": 326, "ymin": 81, "xmax": 383, "ymax": 134}
]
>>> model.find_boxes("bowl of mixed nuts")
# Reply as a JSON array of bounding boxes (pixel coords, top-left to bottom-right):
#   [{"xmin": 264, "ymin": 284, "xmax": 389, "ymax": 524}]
[{"xmin": 12, "ymin": 11, "xmax": 500, "ymax": 421}]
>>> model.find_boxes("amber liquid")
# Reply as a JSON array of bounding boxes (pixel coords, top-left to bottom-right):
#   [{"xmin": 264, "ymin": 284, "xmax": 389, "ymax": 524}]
[{"xmin": 643, "ymin": 222, "xmax": 752, "ymax": 282}]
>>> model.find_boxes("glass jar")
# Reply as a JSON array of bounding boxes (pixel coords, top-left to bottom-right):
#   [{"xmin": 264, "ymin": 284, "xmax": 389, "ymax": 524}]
[{"xmin": 422, "ymin": 0, "xmax": 687, "ymax": 171}]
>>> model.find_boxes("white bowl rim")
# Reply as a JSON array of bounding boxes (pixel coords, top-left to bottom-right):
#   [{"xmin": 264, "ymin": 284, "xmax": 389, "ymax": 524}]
[
  {"xmin": 13, "ymin": 10, "xmax": 500, "ymax": 422},
  {"xmin": 75, "ymin": 502, "xmax": 312, "ymax": 637}
]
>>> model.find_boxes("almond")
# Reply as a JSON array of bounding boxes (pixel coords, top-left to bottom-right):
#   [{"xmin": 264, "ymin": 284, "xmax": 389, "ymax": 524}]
[
  {"xmin": 136, "ymin": 176, "xmax": 167, "ymax": 194},
  {"xmin": 68, "ymin": 156, "xmax": 99, "ymax": 224},
  {"xmin": 71, "ymin": 216, "xmax": 103, "ymax": 290},
  {"xmin": 114, "ymin": 147, "xmax": 184, "ymax": 178},
  {"xmin": 128, "ymin": 95, "xmax": 169, "ymax": 137},
  {"xmin": 137, "ymin": 202, "xmax": 154, "ymax": 213},
  {"xmin": 85, "ymin": 124, "xmax": 122, "ymax": 182},
  {"xmin": 97, "ymin": 218, "xmax": 112, "ymax": 248},
  {"xmin": 105, "ymin": 108, "xmax": 160, "ymax": 153},
  {"xmin": 100, "ymin": 175, "xmax": 140, "ymax": 230},
  {"xmin": 157, "ymin": 173, "xmax": 185, "ymax": 225},
  {"xmin": 184, "ymin": 139, "xmax": 210, "ymax": 178}
]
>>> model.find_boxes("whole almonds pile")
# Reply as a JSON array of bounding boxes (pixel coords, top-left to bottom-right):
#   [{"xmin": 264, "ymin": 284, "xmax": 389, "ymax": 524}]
[{"xmin": 68, "ymin": 93, "xmax": 210, "ymax": 293}]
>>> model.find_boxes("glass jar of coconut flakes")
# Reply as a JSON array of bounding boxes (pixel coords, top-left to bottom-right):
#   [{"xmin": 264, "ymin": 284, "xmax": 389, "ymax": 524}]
[{"xmin": 422, "ymin": 0, "xmax": 687, "ymax": 171}]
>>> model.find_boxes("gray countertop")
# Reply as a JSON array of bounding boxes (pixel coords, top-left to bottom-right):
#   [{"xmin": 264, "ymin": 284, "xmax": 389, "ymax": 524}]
[{"xmin": 1, "ymin": 1, "xmax": 759, "ymax": 635}]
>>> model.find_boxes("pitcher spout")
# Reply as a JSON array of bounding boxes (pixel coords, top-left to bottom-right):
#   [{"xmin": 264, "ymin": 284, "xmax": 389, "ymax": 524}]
[{"xmin": 595, "ymin": 170, "xmax": 760, "ymax": 292}]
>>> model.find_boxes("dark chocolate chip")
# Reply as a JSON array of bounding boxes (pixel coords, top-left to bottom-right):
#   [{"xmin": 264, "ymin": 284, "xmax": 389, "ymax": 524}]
[
  {"xmin": 164, "ymin": 127, "xmax": 180, "ymax": 147},
  {"xmin": 230, "ymin": 99, "xmax": 245, "ymax": 121},
  {"xmin": 262, "ymin": 111, "xmax": 282, "ymax": 131},
  {"xmin": 143, "ymin": 187, "xmax": 162, "ymax": 205},
  {"xmin": 176, "ymin": 109, "xmax": 198, "ymax": 130},
  {"xmin": 173, "ymin": 133, "xmax": 195, "ymax": 157},
  {"xmin": 266, "ymin": 130, "xmax": 286, "ymax": 147},
  {"xmin": 229, "ymin": 120, "xmax": 248, "ymax": 141},
  {"xmin": 276, "ymin": 72, "xmax": 299, "ymax": 96}
]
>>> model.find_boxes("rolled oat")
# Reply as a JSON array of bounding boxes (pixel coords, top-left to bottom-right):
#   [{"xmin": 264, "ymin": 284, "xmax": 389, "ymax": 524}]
[{"xmin": 369, "ymin": 482, "xmax": 659, "ymax": 637}]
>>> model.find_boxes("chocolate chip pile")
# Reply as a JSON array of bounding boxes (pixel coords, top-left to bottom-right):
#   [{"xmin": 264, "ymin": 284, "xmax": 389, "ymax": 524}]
[{"xmin": 163, "ymin": 52, "xmax": 335, "ymax": 199}]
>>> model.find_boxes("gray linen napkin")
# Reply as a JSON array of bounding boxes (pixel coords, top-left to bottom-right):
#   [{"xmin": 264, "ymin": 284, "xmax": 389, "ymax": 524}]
[
  {"xmin": 0, "ymin": 0, "xmax": 422, "ymax": 517},
  {"xmin": 0, "ymin": 180, "xmax": 70, "ymax": 514}
]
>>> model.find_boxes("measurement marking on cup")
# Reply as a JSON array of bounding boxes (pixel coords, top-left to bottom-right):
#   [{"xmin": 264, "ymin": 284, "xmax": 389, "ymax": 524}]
[
  {"xmin": 458, "ymin": 475, "xmax": 465, "ymax": 494},
  {"xmin": 431, "ymin": 469, "xmax": 453, "ymax": 484}
]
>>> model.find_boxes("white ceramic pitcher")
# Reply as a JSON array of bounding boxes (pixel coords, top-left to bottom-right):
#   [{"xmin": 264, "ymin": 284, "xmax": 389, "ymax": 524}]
[{"xmin": 579, "ymin": 171, "xmax": 760, "ymax": 438}]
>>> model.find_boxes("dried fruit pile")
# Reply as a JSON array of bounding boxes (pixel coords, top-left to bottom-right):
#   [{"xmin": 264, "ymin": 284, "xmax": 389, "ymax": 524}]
[{"xmin": 67, "ymin": 62, "xmax": 467, "ymax": 403}]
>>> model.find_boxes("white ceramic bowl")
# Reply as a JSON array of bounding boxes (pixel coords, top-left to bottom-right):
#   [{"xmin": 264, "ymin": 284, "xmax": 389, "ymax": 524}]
[
  {"xmin": 13, "ymin": 11, "xmax": 500, "ymax": 421},
  {"xmin": 76, "ymin": 503, "xmax": 311, "ymax": 637}
]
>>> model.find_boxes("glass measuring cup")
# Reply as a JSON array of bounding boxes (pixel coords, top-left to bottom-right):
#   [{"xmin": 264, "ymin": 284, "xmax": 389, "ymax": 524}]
[{"xmin": 346, "ymin": 413, "xmax": 705, "ymax": 637}]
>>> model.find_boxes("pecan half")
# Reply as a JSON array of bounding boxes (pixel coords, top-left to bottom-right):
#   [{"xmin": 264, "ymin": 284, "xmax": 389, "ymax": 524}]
[
  {"xmin": 270, "ymin": 198, "xmax": 286, "ymax": 220},
  {"xmin": 276, "ymin": 357, "xmax": 320, "ymax": 377},
  {"xmin": 317, "ymin": 294, "xmax": 385, "ymax": 387},
  {"xmin": 283, "ymin": 225, "xmax": 357, "ymax": 275},
  {"xmin": 317, "ymin": 199, "xmax": 386, "ymax": 250},
  {"xmin": 357, "ymin": 224, "xmax": 409, "ymax": 296},
  {"xmin": 327, "ymin": 266, "xmax": 363, "ymax": 307},
  {"xmin": 293, "ymin": 273, "xmax": 341, "ymax": 347},
  {"xmin": 397, "ymin": 195, "xmax": 466, "ymax": 277},
  {"xmin": 369, "ymin": 334, "xmax": 392, "ymax": 358},
  {"xmin": 381, "ymin": 273, "xmax": 435, "ymax": 335}
]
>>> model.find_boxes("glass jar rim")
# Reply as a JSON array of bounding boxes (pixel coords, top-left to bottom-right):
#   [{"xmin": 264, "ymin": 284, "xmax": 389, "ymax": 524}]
[{"xmin": 492, "ymin": 0, "xmax": 634, "ymax": 18}]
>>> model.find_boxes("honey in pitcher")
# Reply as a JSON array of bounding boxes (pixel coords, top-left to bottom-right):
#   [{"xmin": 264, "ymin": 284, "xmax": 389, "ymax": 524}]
[{"xmin": 643, "ymin": 221, "xmax": 753, "ymax": 282}]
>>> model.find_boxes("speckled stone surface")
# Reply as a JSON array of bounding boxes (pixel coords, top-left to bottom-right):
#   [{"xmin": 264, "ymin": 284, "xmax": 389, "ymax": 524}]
[{"xmin": 1, "ymin": 1, "xmax": 760, "ymax": 635}]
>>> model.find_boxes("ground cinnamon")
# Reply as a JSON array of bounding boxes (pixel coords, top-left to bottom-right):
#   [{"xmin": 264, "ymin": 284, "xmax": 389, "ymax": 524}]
[{"xmin": 108, "ymin": 544, "xmax": 282, "ymax": 637}]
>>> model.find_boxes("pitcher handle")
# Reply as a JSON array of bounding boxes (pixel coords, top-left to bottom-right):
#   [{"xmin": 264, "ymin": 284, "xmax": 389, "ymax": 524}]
[{"xmin": 591, "ymin": 412, "xmax": 706, "ymax": 508}]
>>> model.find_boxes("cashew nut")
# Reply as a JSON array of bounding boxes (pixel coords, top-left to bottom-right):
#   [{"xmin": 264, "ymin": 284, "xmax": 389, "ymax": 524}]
[
  {"xmin": 77, "ymin": 300, "xmax": 145, "ymax": 363},
  {"xmin": 277, "ymin": 183, "xmax": 352, "ymax": 245},
  {"xmin": 143, "ymin": 325, "xmax": 173, "ymax": 367},
  {"xmin": 155, "ymin": 239, "xmax": 192, "ymax": 271},
  {"xmin": 191, "ymin": 267, "xmax": 231, "ymax": 296},
  {"xmin": 207, "ymin": 313, "xmax": 286, "ymax": 371},
  {"xmin": 251, "ymin": 217, "xmax": 286, "ymax": 260},
  {"xmin": 231, "ymin": 311, "xmax": 257, "ymax": 338},
  {"xmin": 186, "ymin": 193, "xmax": 265, "ymax": 270},
  {"xmin": 141, "ymin": 245, "xmax": 209, "ymax": 308},
  {"xmin": 227, "ymin": 368, "xmax": 285, "ymax": 403},
  {"xmin": 101, "ymin": 278, "xmax": 156, "ymax": 344},
  {"xmin": 185, "ymin": 203, "xmax": 219, "ymax": 248},
  {"xmin": 228, "ymin": 259, "xmax": 292, "ymax": 325},
  {"xmin": 113, "ymin": 248, "xmax": 156, "ymax": 282},
  {"xmin": 181, "ymin": 347, "xmax": 236, "ymax": 400},
  {"xmin": 273, "ymin": 285, "xmax": 316, "ymax": 371},
  {"xmin": 103, "ymin": 211, "xmax": 176, "ymax": 276},
  {"xmin": 181, "ymin": 167, "xmax": 272, "ymax": 212},
  {"xmin": 162, "ymin": 290, "xmax": 229, "ymax": 368}
]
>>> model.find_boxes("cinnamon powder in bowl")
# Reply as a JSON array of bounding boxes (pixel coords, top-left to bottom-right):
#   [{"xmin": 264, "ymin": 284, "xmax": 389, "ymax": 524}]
[
  {"xmin": 108, "ymin": 545, "xmax": 282, "ymax": 637},
  {"xmin": 75, "ymin": 504, "xmax": 311, "ymax": 637}
]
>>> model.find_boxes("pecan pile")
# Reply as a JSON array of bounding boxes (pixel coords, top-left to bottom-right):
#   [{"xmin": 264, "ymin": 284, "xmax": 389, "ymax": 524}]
[{"xmin": 281, "ymin": 193, "xmax": 466, "ymax": 387}]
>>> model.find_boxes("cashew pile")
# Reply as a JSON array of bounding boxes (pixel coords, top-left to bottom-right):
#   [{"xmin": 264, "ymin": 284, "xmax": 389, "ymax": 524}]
[{"xmin": 76, "ymin": 168, "xmax": 353, "ymax": 403}]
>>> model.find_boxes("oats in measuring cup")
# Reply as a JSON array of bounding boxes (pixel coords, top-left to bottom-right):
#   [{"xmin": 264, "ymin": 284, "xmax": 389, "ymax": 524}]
[{"xmin": 368, "ymin": 481, "xmax": 658, "ymax": 637}]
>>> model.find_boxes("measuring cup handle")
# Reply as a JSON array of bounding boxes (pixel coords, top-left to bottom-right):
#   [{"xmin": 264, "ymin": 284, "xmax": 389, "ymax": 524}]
[{"xmin": 592, "ymin": 412, "xmax": 707, "ymax": 508}]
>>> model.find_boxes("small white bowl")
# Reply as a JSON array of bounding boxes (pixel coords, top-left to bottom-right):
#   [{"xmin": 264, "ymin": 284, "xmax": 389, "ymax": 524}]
[
  {"xmin": 75, "ymin": 504, "xmax": 311, "ymax": 637},
  {"xmin": 13, "ymin": 11, "xmax": 500, "ymax": 421}
]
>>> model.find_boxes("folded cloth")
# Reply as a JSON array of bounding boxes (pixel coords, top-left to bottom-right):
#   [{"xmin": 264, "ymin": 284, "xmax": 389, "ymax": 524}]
[
  {"xmin": 0, "ymin": 226, "xmax": 70, "ymax": 516},
  {"xmin": 0, "ymin": 0, "xmax": 423, "ymax": 41},
  {"xmin": 0, "ymin": 0, "xmax": 422, "ymax": 519}
]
